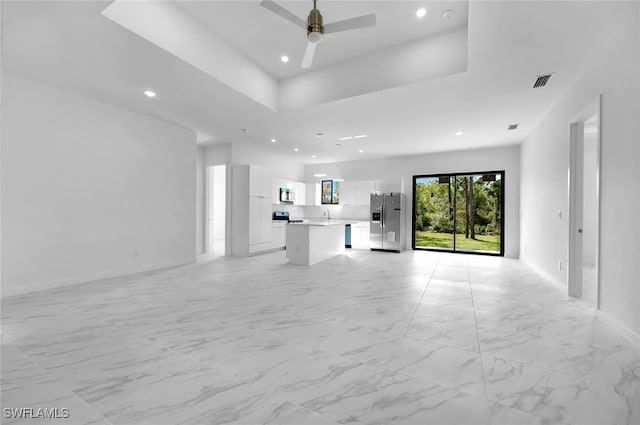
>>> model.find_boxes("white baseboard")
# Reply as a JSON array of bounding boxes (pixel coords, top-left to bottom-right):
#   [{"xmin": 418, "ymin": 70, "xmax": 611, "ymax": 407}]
[
  {"xmin": 596, "ymin": 310, "xmax": 640, "ymax": 350},
  {"xmin": 520, "ymin": 256, "xmax": 566, "ymax": 290},
  {"xmin": 1, "ymin": 258, "xmax": 195, "ymax": 298}
]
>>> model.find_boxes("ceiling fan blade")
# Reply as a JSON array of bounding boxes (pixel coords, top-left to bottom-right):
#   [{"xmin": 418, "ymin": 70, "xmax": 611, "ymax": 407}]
[
  {"xmin": 260, "ymin": 0, "xmax": 307, "ymax": 30},
  {"xmin": 324, "ymin": 13, "xmax": 376, "ymax": 34},
  {"xmin": 301, "ymin": 41, "xmax": 317, "ymax": 68}
]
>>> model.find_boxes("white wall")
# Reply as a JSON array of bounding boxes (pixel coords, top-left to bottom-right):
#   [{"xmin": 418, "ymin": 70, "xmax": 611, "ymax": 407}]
[
  {"xmin": 305, "ymin": 145, "xmax": 521, "ymax": 258},
  {"xmin": 231, "ymin": 142, "xmax": 305, "ymax": 182},
  {"xmin": 195, "ymin": 146, "xmax": 205, "ymax": 255},
  {"xmin": 1, "ymin": 74, "xmax": 197, "ymax": 296},
  {"xmin": 519, "ymin": 3, "xmax": 640, "ymax": 337}
]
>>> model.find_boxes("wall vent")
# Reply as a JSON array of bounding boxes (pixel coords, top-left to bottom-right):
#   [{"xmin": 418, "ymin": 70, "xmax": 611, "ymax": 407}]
[
  {"xmin": 508, "ymin": 124, "xmax": 519, "ymax": 130},
  {"xmin": 533, "ymin": 74, "xmax": 552, "ymax": 88}
]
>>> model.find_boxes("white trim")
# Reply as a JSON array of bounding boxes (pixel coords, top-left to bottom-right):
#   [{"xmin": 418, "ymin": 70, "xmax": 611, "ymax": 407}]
[
  {"xmin": 520, "ymin": 256, "xmax": 565, "ymax": 290},
  {"xmin": 567, "ymin": 95, "xmax": 601, "ymax": 306},
  {"xmin": 1, "ymin": 258, "xmax": 195, "ymax": 298},
  {"xmin": 597, "ymin": 310, "xmax": 640, "ymax": 350}
]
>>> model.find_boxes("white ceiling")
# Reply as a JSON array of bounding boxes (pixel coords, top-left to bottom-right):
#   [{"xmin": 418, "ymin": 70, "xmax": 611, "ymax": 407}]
[
  {"xmin": 177, "ymin": 0, "xmax": 469, "ymax": 79},
  {"xmin": 1, "ymin": 1, "xmax": 629, "ymax": 165}
]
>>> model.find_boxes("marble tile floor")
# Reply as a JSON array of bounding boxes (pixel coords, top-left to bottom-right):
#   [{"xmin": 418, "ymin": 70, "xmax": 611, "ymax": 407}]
[{"xmin": 2, "ymin": 250, "xmax": 639, "ymax": 425}]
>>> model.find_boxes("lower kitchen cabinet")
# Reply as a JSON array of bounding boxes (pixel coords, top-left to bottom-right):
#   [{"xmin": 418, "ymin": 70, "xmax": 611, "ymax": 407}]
[
  {"xmin": 248, "ymin": 196, "xmax": 272, "ymax": 253},
  {"xmin": 350, "ymin": 221, "xmax": 370, "ymax": 249},
  {"xmin": 271, "ymin": 222, "xmax": 286, "ymax": 249}
]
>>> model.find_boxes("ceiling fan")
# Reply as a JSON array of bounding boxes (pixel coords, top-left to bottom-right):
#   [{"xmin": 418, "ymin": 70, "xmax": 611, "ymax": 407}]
[{"xmin": 260, "ymin": 0, "xmax": 376, "ymax": 68}]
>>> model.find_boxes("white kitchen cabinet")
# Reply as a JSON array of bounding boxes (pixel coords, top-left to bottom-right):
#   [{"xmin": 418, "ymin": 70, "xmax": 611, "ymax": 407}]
[
  {"xmin": 355, "ymin": 181, "xmax": 376, "ymax": 205},
  {"xmin": 337, "ymin": 181, "xmax": 374, "ymax": 205},
  {"xmin": 271, "ymin": 222, "xmax": 286, "ymax": 249},
  {"xmin": 293, "ymin": 182, "xmax": 307, "ymax": 205},
  {"xmin": 351, "ymin": 221, "xmax": 370, "ymax": 249},
  {"xmin": 306, "ymin": 183, "xmax": 321, "ymax": 206},
  {"xmin": 340, "ymin": 181, "xmax": 356, "ymax": 205},
  {"xmin": 272, "ymin": 177, "xmax": 288, "ymax": 204},
  {"xmin": 232, "ymin": 164, "xmax": 274, "ymax": 256},
  {"xmin": 249, "ymin": 165, "xmax": 271, "ymax": 197},
  {"xmin": 249, "ymin": 196, "xmax": 271, "ymax": 246}
]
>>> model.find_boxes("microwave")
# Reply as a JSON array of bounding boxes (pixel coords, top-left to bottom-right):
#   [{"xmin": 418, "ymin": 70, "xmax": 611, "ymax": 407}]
[{"xmin": 280, "ymin": 188, "xmax": 295, "ymax": 203}]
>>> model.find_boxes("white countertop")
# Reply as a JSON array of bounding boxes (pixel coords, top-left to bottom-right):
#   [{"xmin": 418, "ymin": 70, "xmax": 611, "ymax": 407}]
[{"xmin": 288, "ymin": 219, "xmax": 356, "ymax": 226}]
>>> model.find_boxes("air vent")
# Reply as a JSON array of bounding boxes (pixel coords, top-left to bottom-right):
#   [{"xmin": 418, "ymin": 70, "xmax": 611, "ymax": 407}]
[
  {"xmin": 508, "ymin": 124, "xmax": 519, "ymax": 130},
  {"xmin": 533, "ymin": 74, "xmax": 552, "ymax": 88}
]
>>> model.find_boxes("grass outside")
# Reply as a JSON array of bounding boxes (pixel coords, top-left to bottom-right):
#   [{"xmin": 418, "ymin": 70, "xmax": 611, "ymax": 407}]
[{"xmin": 415, "ymin": 231, "xmax": 500, "ymax": 252}]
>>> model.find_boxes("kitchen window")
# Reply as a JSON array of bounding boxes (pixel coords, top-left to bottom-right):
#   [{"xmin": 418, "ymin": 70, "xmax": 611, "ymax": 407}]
[{"xmin": 321, "ymin": 180, "xmax": 341, "ymax": 204}]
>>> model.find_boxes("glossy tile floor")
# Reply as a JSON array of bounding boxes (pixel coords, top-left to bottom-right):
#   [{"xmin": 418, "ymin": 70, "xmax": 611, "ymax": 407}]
[{"xmin": 2, "ymin": 250, "xmax": 639, "ymax": 425}]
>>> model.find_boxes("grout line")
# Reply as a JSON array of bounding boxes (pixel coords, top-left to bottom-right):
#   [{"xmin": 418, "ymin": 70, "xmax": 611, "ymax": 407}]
[
  {"xmin": 403, "ymin": 256, "xmax": 441, "ymax": 338},
  {"xmin": 467, "ymin": 262, "xmax": 489, "ymax": 401},
  {"xmin": 2, "ymin": 339, "xmax": 116, "ymax": 425}
]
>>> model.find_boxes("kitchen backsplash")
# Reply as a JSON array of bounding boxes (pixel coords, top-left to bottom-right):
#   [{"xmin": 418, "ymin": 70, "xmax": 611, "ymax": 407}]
[
  {"xmin": 304, "ymin": 205, "xmax": 369, "ymax": 221},
  {"xmin": 272, "ymin": 204, "xmax": 369, "ymax": 221},
  {"xmin": 271, "ymin": 204, "xmax": 304, "ymax": 219}
]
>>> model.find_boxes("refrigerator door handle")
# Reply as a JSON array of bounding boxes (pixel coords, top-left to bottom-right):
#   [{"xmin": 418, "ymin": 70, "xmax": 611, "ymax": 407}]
[{"xmin": 381, "ymin": 204, "xmax": 385, "ymax": 228}]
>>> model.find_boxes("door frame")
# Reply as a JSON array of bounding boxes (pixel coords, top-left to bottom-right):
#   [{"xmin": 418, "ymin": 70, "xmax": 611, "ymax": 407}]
[
  {"xmin": 568, "ymin": 95, "xmax": 601, "ymax": 305},
  {"xmin": 205, "ymin": 164, "xmax": 227, "ymax": 255},
  {"xmin": 412, "ymin": 170, "xmax": 505, "ymax": 256}
]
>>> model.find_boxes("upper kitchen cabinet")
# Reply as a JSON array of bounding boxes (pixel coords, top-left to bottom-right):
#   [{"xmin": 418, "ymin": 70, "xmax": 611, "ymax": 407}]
[
  {"xmin": 306, "ymin": 183, "xmax": 321, "ymax": 206},
  {"xmin": 340, "ymin": 181, "xmax": 356, "ymax": 205},
  {"xmin": 293, "ymin": 182, "xmax": 306, "ymax": 206},
  {"xmin": 249, "ymin": 165, "xmax": 272, "ymax": 198},
  {"xmin": 273, "ymin": 178, "xmax": 306, "ymax": 205},
  {"xmin": 355, "ymin": 181, "xmax": 376, "ymax": 205},
  {"xmin": 339, "ymin": 181, "xmax": 375, "ymax": 205}
]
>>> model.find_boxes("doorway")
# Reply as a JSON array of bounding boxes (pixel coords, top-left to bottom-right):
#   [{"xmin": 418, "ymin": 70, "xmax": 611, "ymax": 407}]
[
  {"xmin": 412, "ymin": 171, "xmax": 504, "ymax": 256},
  {"xmin": 568, "ymin": 97, "xmax": 601, "ymax": 307},
  {"xmin": 206, "ymin": 165, "xmax": 226, "ymax": 257}
]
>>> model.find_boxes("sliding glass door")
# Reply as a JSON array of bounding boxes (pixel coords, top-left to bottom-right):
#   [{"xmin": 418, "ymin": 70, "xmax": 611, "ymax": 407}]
[{"xmin": 413, "ymin": 171, "xmax": 504, "ymax": 255}]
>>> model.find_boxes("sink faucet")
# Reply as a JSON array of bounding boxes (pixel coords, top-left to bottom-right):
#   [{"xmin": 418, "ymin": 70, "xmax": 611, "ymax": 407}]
[{"xmin": 323, "ymin": 208, "xmax": 331, "ymax": 221}]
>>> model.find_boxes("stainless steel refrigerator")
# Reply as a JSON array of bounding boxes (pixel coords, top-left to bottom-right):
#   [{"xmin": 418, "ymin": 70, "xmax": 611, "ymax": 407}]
[{"xmin": 370, "ymin": 193, "xmax": 406, "ymax": 252}]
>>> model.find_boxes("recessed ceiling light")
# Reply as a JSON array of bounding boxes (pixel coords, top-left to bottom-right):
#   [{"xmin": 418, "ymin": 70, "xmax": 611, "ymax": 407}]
[
  {"xmin": 317, "ymin": 133, "xmax": 324, "ymax": 138},
  {"xmin": 311, "ymin": 155, "xmax": 317, "ymax": 158},
  {"xmin": 455, "ymin": 131, "xmax": 464, "ymax": 136},
  {"xmin": 314, "ymin": 173, "xmax": 327, "ymax": 177},
  {"xmin": 358, "ymin": 149, "xmax": 364, "ymax": 153},
  {"xmin": 353, "ymin": 134, "xmax": 367, "ymax": 139},
  {"xmin": 143, "ymin": 90, "xmax": 156, "ymax": 98},
  {"xmin": 271, "ymin": 138, "xmax": 276, "ymax": 143},
  {"xmin": 294, "ymin": 148, "xmax": 299, "ymax": 152},
  {"xmin": 442, "ymin": 9, "xmax": 454, "ymax": 19},
  {"xmin": 416, "ymin": 8, "xmax": 427, "ymax": 18},
  {"xmin": 338, "ymin": 136, "xmax": 352, "ymax": 141},
  {"xmin": 281, "ymin": 55, "xmax": 289, "ymax": 63}
]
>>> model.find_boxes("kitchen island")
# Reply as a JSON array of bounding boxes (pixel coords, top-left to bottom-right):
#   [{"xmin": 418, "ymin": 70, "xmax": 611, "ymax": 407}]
[{"xmin": 286, "ymin": 221, "xmax": 349, "ymax": 265}]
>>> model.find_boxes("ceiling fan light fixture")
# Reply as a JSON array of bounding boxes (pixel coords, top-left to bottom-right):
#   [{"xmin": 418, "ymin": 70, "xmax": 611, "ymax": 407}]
[
  {"xmin": 307, "ymin": 30, "xmax": 323, "ymax": 43},
  {"xmin": 307, "ymin": 7, "xmax": 324, "ymax": 43}
]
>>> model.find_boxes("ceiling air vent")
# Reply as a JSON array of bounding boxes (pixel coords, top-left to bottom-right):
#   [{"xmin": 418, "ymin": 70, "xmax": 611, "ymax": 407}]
[
  {"xmin": 533, "ymin": 74, "xmax": 552, "ymax": 88},
  {"xmin": 508, "ymin": 124, "xmax": 519, "ymax": 130}
]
